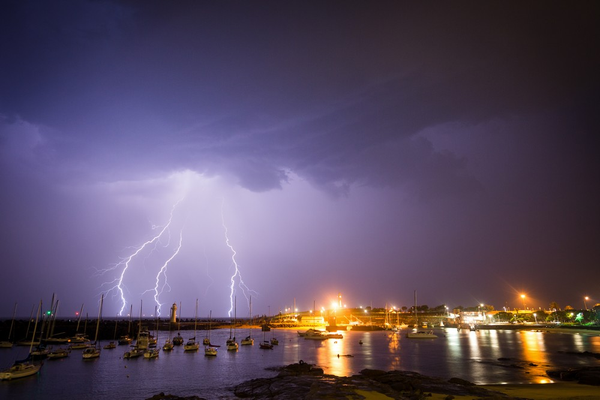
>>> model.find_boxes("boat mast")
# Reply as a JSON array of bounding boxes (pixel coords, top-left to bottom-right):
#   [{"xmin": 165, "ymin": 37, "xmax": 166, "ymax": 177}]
[
  {"xmin": 233, "ymin": 296, "xmax": 236, "ymax": 339},
  {"xmin": 75, "ymin": 304, "xmax": 84, "ymax": 333},
  {"xmin": 113, "ymin": 315, "xmax": 118, "ymax": 340},
  {"xmin": 138, "ymin": 300, "xmax": 142, "ymax": 339},
  {"xmin": 6, "ymin": 302, "xmax": 17, "ymax": 342},
  {"xmin": 84, "ymin": 313, "xmax": 88, "ymax": 337},
  {"xmin": 194, "ymin": 299, "xmax": 198, "ymax": 338},
  {"xmin": 24, "ymin": 304, "xmax": 35, "ymax": 342},
  {"xmin": 229, "ymin": 301, "xmax": 233, "ymax": 339},
  {"xmin": 49, "ymin": 299, "xmax": 59, "ymax": 339},
  {"xmin": 29, "ymin": 301, "xmax": 42, "ymax": 353},
  {"xmin": 249, "ymin": 296, "xmax": 252, "ymax": 338},
  {"xmin": 414, "ymin": 290, "xmax": 418, "ymax": 326},
  {"xmin": 37, "ymin": 300, "xmax": 45, "ymax": 343},
  {"xmin": 94, "ymin": 295, "xmax": 104, "ymax": 345},
  {"xmin": 43, "ymin": 294, "xmax": 55, "ymax": 340},
  {"xmin": 154, "ymin": 306, "xmax": 158, "ymax": 343},
  {"xmin": 128, "ymin": 304, "xmax": 133, "ymax": 337},
  {"xmin": 208, "ymin": 310, "xmax": 212, "ymax": 344}
]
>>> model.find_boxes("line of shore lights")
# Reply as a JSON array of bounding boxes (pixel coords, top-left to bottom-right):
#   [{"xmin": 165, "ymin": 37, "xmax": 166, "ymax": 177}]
[{"xmin": 283, "ymin": 294, "xmax": 595, "ymax": 317}]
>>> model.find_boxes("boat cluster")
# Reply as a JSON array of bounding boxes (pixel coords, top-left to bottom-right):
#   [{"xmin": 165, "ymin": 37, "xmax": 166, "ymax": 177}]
[{"xmin": 0, "ymin": 297, "xmax": 284, "ymax": 380}]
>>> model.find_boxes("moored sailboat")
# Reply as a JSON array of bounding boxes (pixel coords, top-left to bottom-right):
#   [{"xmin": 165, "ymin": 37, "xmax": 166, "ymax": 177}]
[
  {"xmin": 172, "ymin": 332, "xmax": 184, "ymax": 346},
  {"xmin": 162, "ymin": 338, "xmax": 173, "ymax": 351},
  {"xmin": 1, "ymin": 301, "xmax": 43, "ymax": 380},
  {"xmin": 0, "ymin": 361, "xmax": 42, "ymax": 380},
  {"xmin": 259, "ymin": 328, "xmax": 273, "ymax": 349},
  {"xmin": 406, "ymin": 290, "xmax": 437, "ymax": 339},
  {"xmin": 163, "ymin": 304, "xmax": 174, "ymax": 351},
  {"xmin": 226, "ymin": 297, "xmax": 239, "ymax": 351},
  {"xmin": 69, "ymin": 304, "xmax": 90, "ymax": 348},
  {"xmin": 82, "ymin": 294, "xmax": 103, "ymax": 359},
  {"xmin": 104, "ymin": 316, "xmax": 119, "ymax": 349},
  {"xmin": 124, "ymin": 300, "xmax": 148, "ymax": 358},
  {"xmin": 204, "ymin": 310, "xmax": 218, "ymax": 357},
  {"xmin": 240, "ymin": 297, "xmax": 254, "ymax": 346},
  {"xmin": 144, "ymin": 307, "xmax": 160, "ymax": 359},
  {"xmin": 47, "ymin": 347, "xmax": 70, "ymax": 359},
  {"xmin": 184, "ymin": 299, "xmax": 200, "ymax": 352},
  {"xmin": 118, "ymin": 305, "xmax": 134, "ymax": 346}
]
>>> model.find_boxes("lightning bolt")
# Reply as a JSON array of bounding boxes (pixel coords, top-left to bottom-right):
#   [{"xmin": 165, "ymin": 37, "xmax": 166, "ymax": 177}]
[
  {"xmin": 98, "ymin": 198, "xmax": 183, "ymax": 315},
  {"xmin": 222, "ymin": 201, "xmax": 257, "ymax": 317},
  {"xmin": 151, "ymin": 230, "xmax": 183, "ymax": 316}
]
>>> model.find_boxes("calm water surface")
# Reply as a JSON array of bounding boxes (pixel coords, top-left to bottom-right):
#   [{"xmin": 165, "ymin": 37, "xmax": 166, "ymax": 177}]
[{"xmin": 2, "ymin": 328, "xmax": 600, "ymax": 399}]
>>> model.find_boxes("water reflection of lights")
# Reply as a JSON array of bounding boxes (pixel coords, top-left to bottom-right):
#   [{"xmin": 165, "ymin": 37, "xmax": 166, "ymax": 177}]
[
  {"xmin": 315, "ymin": 332, "xmax": 369, "ymax": 377},
  {"xmin": 589, "ymin": 335, "xmax": 600, "ymax": 351},
  {"xmin": 488, "ymin": 330, "xmax": 500, "ymax": 359},
  {"xmin": 572, "ymin": 333, "xmax": 584, "ymax": 352},
  {"xmin": 321, "ymin": 338, "xmax": 352, "ymax": 377},
  {"xmin": 287, "ymin": 328, "xmax": 600, "ymax": 384},
  {"xmin": 387, "ymin": 332, "xmax": 400, "ymax": 352},
  {"xmin": 446, "ymin": 328, "xmax": 462, "ymax": 360},
  {"xmin": 387, "ymin": 332, "xmax": 401, "ymax": 370},
  {"xmin": 468, "ymin": 330, "xmax": 481, "ymax": 359},
  {"xmin": 521, "ymin": 331, "xmax": 548, "ymax": 383}
]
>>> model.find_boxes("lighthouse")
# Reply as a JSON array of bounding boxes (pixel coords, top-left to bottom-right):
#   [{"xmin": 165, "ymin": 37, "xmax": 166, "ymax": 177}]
[{"xmin": 170, "ymin": 303, "xmax": 177, "ymax": 324}]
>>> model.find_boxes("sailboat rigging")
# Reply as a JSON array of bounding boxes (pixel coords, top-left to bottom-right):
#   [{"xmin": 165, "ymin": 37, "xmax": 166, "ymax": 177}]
[
  {"xmin": 227, "ymin": 296, "xmax": 239, "ymax": 351},
  {"xmin": 241, "ymin": 296, "xmax": 254, "ymax": 346},
  {"xmin": 83, "ymin": 294, "xmax": 103, "ymax": 359},
  {"xmin": 0, "ymin": 301, "xmax": 42, "ymax": 380},
  {"xmin": 204, "ymin": 310, "xmax": 218, "ymax": 356},
  {"xmin": 144, "ymin": 307, "xmax": 160, "ymax": 359},
  {"xmin": 406, "ymin": 290, "xmax": 437, "ymax": 339},
  {"xmin": 104, "ymin": 316, "xmax": 118, "ymax": 349},
  {"xmin": 118, "ymin": 305, "xmax": 133, "ymax": 345},
  {"xmin": 184, "ymin": 299, "xmax": 200, "ymax": 352}
]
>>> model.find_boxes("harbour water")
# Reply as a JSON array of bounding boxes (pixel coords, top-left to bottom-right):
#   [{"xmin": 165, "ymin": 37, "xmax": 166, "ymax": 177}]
[{"xmin": 1, "ymin": 328, "xmax": 600, "ymax": 399}]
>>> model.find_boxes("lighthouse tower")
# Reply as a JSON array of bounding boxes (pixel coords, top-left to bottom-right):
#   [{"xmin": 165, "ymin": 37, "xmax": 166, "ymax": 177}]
[{"xmin": 170, "ymin": 303, "xmax": 177, "ymax": 324}]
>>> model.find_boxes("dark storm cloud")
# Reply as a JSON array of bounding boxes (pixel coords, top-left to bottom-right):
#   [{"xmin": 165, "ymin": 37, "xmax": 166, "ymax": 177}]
[{"xmin": 3, "ymin": 1, "xmax": 597, "ymax": 198}]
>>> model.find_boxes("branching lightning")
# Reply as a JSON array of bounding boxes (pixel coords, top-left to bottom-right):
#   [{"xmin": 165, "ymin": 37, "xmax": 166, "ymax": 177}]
[
  {"xmin": 98, "ymin": 198, "xmax": 183, "ymax": 315},
  {"xmin": 222, "ymin": 201, "xmax": 256, "ymax": 317},
  {"xmin": 151, "ymin": 230, "xmax": 183, "ymax": 316}
]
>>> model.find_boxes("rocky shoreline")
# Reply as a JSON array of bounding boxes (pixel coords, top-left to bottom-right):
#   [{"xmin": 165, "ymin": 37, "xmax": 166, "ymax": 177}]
[
  {"xmin": 233, "ymin": 362, "xmax": 519, "ymax": 399},
  {"xmin": 148, "ymin": 361, "xmax": 522, "ymax": 399},
  {"xmin": 148, "ymin": 359, "xmax": 600, "ymax": 400}
]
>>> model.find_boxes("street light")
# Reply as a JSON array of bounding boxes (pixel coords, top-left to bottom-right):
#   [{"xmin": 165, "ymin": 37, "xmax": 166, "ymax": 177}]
[
  {"xmin": 521, "ymin": 294, "xmax": 526, "ymax": 310},
  {"xmin": 584, "ymin": 296, "xmax": 589, "ymax": 311}
]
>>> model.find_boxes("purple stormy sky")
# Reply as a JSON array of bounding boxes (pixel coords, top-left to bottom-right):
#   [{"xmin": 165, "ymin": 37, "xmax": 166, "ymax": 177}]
[{"xmin": 0, "ymin": 1, "xmax": 599, "ymax": 318}]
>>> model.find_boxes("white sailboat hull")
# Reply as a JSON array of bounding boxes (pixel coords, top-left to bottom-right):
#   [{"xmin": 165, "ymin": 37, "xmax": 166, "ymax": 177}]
[{"xmin": 0, "ymin": 363, "xmax": 41, "ymax": 380}]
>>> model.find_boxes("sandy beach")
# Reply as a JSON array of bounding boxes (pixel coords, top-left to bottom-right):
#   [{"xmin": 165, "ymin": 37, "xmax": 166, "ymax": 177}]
[
  {"xmin": 355, "ymin": 382, "xmax": 600, "ymax": 400},
  {"xmin": 484, "ymin": 382, "xmax": 600, "ymax": 399}
]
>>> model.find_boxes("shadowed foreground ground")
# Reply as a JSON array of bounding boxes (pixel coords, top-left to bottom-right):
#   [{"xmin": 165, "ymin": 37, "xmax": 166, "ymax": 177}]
[{"xmin": 147, "ymin": 361, "xmax": 600, "ymax": 399}]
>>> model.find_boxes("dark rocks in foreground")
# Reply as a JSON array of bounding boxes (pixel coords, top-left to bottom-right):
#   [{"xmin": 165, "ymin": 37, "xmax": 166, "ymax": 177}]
[
  {"xmin": 547, "ymin": 366, "xmax": 600, "ymax": 386},
  {"xmin": 233, "ymin": 361, "xmax": 517, "ymax": 399},
  {"xmin": 145, "ymin": 360, "xmax": 600, "ymax": 399},
  {"xmin": 147, "ymin": 394, "xmax": 206, "ymax": 400},
  {"xmin": 558, "ymin": 350, "xmax": 600, "ymax": 360}
]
